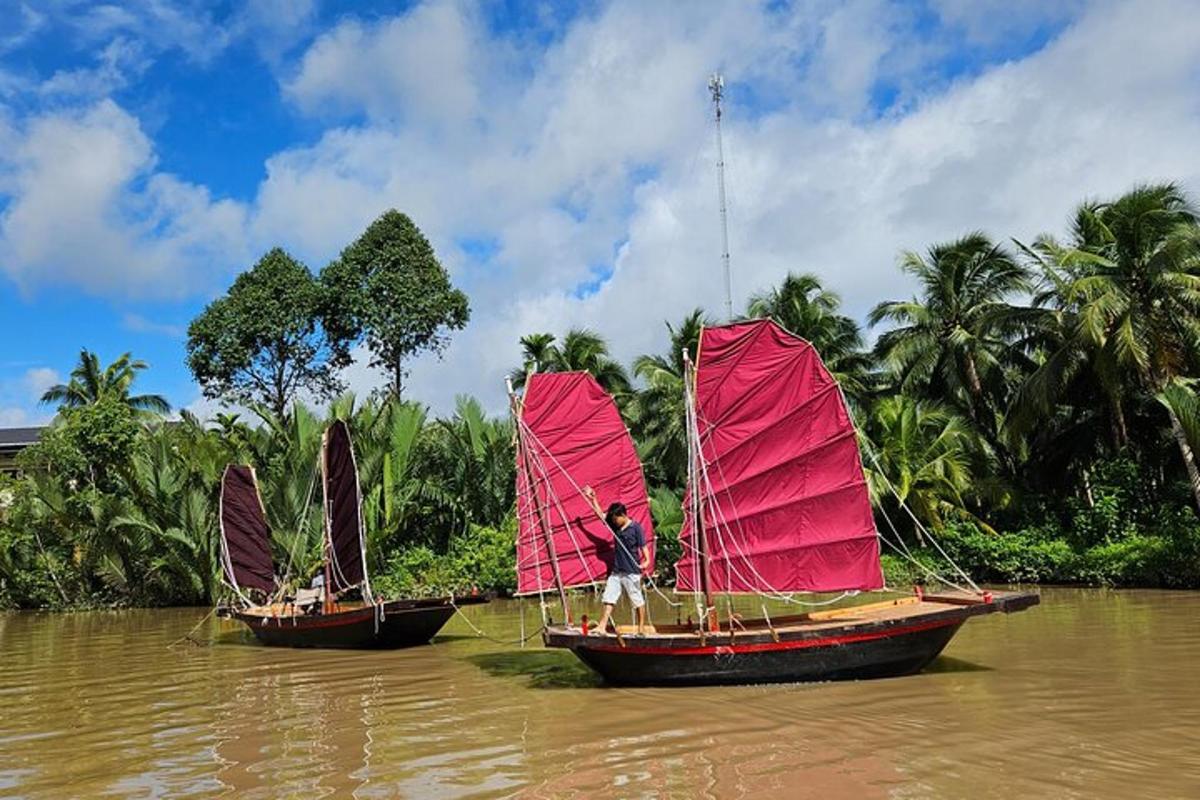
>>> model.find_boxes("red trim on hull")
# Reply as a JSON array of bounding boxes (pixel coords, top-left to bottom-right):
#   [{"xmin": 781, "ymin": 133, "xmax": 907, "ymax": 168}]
[{"xmin": 580, "ymin": 617, "xmax": 961, "ymax": 656}]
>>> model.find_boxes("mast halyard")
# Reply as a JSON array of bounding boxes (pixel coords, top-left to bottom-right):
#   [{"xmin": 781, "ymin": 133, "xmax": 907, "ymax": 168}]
[
  {"xmin": 508, "ymin": 378, "xmax": 572, "ymax": 624},
  {"xmin": 709, "ymin": 72, "xmax": 733, "ymax": 322}
]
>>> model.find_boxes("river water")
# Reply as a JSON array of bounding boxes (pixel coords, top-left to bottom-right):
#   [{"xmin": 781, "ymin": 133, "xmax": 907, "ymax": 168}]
[{"xmin": 1, "ymin": 588, "xmax": 1197, "ymax": 799}]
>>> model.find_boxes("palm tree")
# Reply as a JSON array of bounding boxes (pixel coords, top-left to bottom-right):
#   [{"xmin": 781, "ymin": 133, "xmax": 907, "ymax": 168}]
[
  {"xmin": 632, "ymin": 309, "xmax": 710, "ymax": 490},
  {"xmin": 747, "ymin": 273, "xmax": 872, "ymax": 399},
  {"xmin": 41, "ymin": 350, "xmax": 170, "ymax": 415},
  {"xmin": 1021, "ymin": 184, "xmax": 1200, "ymax": 506},
  {"xmin": 509, "ymin": 329, "xmax": 631, "ymax": 397},
  {"xmin": 862, "ymin": 395, "xmax": 989, "ymax": 537},
  {"xmin": 869, "ymin": 234, "xmax": 1031, "ymax": 470}
]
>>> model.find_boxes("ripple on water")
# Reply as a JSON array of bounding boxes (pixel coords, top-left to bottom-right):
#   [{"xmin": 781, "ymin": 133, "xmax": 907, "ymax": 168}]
[{"xmin": 2, "ymin": 590, "xmax": 1200, "ymax": 799}]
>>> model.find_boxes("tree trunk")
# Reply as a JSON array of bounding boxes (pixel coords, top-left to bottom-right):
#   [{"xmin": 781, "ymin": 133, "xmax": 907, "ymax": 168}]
[
  {"xmin": 1110, "ymin": 395, "xmax": 1129, "ymax": 449},
  {"xmin": 392, "ymin": 357, "xmax": 404, "ymax": 399},
  {"xmin": 1165, "ymin": 404, "xmax": 1200, "ymax": 512},
  {"xmin": 963, "ymin": 352, "xmax": 984, "ymax": 402}
]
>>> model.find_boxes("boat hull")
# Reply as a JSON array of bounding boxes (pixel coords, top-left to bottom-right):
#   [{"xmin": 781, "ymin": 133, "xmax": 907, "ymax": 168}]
[
  {"xmin": 570, "ymin": 618, "xmax": 963, "ymax": 686},
  {"xmin": 226, "ymin": 596, "xmax": 487, "ymax": 649},
  {"xmin": 544, "ymin": 590, "xmax": 1038, "ymax": 686}
]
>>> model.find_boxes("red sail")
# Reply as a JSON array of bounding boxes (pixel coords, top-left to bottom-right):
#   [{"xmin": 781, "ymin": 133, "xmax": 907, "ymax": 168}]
[
  {"xmin": 515, "ymin": 372, "xmax": 655, "ymax": 596},
  {"xmin": 324, "ymin": 420, "xmax": 370, "ymax": 594},
  {"xmin": 219, "ymin": 465, "xmax": 276, "ymax": 596},
  {"xmin": 675, "ymin": 320, "xmax": 883, "ymax": 594}
]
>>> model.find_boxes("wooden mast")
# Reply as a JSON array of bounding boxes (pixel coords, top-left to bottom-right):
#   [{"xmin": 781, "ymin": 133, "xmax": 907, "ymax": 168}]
[
  {"xmin": 684, "ymin": 348, "xmax": 718, "ymax": 632},
  {"xmin": 320, "ymin": 428, "xmax": 333, "ymax": 614},
  {"xmin": 509, "ymin": 378, "xmax": 572, "ymax": 624}
]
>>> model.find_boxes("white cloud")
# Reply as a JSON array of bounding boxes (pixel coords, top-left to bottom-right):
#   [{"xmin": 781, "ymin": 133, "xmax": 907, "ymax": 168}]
[
  {"xmin": 22, "ymin": 367, "xmax": 59, "ymax": 400},
  {"xmin": 0, "ymin": 100, "xmax": 250, "ymax": 298},
  {"xmin": 3, "ymin": 0, "xmax": 1200, "ymax": 420},
  {"xmin": 239, "ymin": 0, "xmax": 1200, "ymax": 416},
  {"xmin": 122, "ymin": 313, "xmax": 183, "ymax": 338}
]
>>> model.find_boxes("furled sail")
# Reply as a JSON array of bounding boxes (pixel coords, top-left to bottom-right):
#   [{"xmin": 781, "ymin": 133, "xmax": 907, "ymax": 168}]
[
  {"xmin": 515, "ymin": 372, "xmax": 655, "ymax": 596},
  {"xmin": 675, "ymin": 319, "xmax": 883, "ymax": 594},
  {"xmin": 323, "ymin": 420, "xmax": 370, "ymax": 595},
  {"xmin": 219, "ymin": 465, "xmax": 276, "ymax": 596}
]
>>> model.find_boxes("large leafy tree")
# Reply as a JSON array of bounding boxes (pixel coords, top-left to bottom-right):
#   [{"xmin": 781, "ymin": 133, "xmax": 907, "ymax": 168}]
[
  {"xmin": 747, "ymin": 273, "xmax": 872, "ymax": 400},
  {"xmin": 322, "ymin": 210, "xmax": 470, "ymax": 398},
  {"xmin": 187, "ymin": 248, "xmax": 350, "ymax": 420},
  {"xmin": 510, "ymin": 328, "xmax": 632, "ymax": 397},
  {"xmin": 1020, "ymin": 184, "xmax": 1200, "ymax": 506},
  {"xmin": 41, "ymin": 350, "xmax": 169, "ymax": 416}
]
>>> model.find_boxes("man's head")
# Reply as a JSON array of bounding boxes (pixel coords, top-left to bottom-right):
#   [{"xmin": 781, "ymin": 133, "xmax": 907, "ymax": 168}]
[{"xmin": 605, "ymin": 501, "xmax": 628, "ymax": 528}]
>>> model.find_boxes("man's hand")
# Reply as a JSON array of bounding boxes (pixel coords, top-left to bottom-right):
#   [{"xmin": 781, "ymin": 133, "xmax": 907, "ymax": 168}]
[{"xmin": 582, "ymin": 485, "xmax": 596, "ymax": 501}]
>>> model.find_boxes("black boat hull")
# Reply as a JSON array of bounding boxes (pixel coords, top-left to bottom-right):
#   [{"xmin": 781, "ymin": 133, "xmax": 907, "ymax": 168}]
[
  {"xmin": 545, "ymin": 590, "xmax": 1039, "ymax": 686},
  {"xmin": 570, "ymin": 618, "xmax": 962, "ymax": 686},
  {"xmin": 228, "ymin": 596, "xmax": 486, "ymax": 649}
]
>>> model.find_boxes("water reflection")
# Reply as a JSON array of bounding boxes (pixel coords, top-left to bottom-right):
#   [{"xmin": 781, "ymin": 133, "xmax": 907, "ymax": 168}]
[{"xmin": 1, "ymin": 589, "xmax": 1199, "ymax": 798}]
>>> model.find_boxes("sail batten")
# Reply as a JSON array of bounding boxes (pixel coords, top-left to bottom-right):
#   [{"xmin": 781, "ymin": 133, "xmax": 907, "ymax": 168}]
[
  {"xmin": 219, "ymin": 465, "xmax": 276, "ymax": 596},
  {"xmin": 514, "ymin": 372, "xmax": 655, "ymax": 596},
  {"xmin": 677, "ymin": 320, "xmax": 883, "ymax": 595},
  {"xmin": 324, "ymin": 420, "xmax": 370, "ymax": 595}
]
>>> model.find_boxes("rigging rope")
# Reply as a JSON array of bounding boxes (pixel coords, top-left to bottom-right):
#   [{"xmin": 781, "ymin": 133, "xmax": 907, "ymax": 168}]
[{"xmin": 449, "ymin": 598, "xmax": 545, "ymax": 645}]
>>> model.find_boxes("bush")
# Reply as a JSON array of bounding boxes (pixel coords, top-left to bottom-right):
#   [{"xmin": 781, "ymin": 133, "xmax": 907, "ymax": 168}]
[{"xmin": 373, "ymin": 519, "xmax": 517, "ymax": 597}]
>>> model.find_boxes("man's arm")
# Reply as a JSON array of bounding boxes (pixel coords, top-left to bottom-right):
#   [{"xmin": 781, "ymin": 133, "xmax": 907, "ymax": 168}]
[
  {"xmin": 637, "ymin": 524, "xmax": 650, "ymax": 573},
  {"xmin": 582, "ymin": 485, "xmax": 604, "ymax": 517}
]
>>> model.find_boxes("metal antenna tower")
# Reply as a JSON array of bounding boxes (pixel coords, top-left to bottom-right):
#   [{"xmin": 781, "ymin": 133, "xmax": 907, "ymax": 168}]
[{"xmin": 709, "ymin": 72, "xmax": 733, "ymax": 321}]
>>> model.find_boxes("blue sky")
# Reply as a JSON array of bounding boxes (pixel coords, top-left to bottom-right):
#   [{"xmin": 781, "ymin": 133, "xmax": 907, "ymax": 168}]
[{"xmin": 1, "ymin": 0, "xmax": 1197, "ymax": 423}]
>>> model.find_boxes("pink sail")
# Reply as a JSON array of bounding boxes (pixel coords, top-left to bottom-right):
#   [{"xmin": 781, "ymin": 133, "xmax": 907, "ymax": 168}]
[
  {"xmin": 515, "ymin": 372, "xmax": 655, "ymax": 596},
  {"xmin": 675, "ymin": 320, "xmax": 883, "ymax": 594}
]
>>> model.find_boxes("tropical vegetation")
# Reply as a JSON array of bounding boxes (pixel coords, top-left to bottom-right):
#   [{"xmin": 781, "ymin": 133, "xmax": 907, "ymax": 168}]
[{"xmin": 3, "ymin": 184, "xmax": 1200, "ymax": 609}]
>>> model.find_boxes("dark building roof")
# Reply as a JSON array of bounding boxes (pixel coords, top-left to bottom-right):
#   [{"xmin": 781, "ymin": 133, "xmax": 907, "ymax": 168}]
[{"xmin": 0, "ymin": 426, "xmax": 46, "ymax": 451}]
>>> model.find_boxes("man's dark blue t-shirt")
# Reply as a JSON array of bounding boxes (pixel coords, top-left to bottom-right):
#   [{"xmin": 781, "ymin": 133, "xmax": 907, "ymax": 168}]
[{"xmin": 610, "ymin": 520, "xmax": 645, "ymax": 575}]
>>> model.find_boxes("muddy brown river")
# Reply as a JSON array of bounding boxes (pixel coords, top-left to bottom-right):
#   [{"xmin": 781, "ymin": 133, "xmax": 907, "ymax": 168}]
[{"xmin": 2, "ymin": 588, "xmax": 1198, "ymax": 798}]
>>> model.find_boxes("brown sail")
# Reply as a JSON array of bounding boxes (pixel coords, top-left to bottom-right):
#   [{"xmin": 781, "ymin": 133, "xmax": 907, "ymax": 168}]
[
  {"xmin": 323, "ymin": 419, "xmax": 369, "ymax": 595},
  {"xmin": 219, "ymin": 465, "xmax": 275, "ymax": 596}
]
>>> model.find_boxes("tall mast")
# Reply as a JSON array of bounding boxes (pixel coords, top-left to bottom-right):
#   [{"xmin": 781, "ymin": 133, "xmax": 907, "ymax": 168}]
[
  {"xmin": 508, "ymin": 378, "xmax": 572, "ymax": 624},
  {"xmin": 709, "ymin": 72, "xmax": 733, "ymax": 322},
  {"xmin": 320, "ymin": 429, "xmax": 333, "ymax": 614},
  {"xmin": 684, "ymin": 349, "xmax": 717, "ymax": 631}
]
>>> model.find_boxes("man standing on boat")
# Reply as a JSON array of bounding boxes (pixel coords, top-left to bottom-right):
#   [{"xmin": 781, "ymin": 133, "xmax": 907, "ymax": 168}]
[{"xmin": 582, "ymin": 485, "xmax": 651, "ymax": 635}]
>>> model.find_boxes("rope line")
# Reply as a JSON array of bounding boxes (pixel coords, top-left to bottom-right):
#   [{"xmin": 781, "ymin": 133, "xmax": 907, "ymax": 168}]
[{"xmin": 449, "ymin": 598, "xmax": 545, "ymax": 645}]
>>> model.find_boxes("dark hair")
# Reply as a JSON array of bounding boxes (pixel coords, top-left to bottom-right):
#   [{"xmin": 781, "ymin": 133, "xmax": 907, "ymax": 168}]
[{"xmin": 605, "ymin": 502, "xmax": 627, "ymax": 528}]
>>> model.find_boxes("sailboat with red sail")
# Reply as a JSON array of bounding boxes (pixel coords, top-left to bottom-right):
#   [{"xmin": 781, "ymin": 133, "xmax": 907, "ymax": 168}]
[
  {"xmin": 512, "ymin": 370, "xmax": 656, "ymax": 614},
  {"xmin": 519, "ymin": 319, "xmax": 1037, "ymax": 686},
  {"xmin": 218, "ymin": 419, "xmax": 485, "ymax": 648}
]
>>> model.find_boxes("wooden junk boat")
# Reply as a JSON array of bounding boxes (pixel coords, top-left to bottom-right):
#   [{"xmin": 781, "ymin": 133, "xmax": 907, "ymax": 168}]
[
  {"xmin": 513, "ymin": 319, "xmax": 1038, "ymax": 686},
  {"xmin": 218, "ymin": 419, "xmax": 485, "ymax": 648}
]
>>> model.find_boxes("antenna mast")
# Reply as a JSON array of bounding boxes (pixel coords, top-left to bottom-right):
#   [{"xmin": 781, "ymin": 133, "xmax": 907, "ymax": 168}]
[{"xmin": 709, "ymin": 72, "xmax": 733, "ymax": 321}]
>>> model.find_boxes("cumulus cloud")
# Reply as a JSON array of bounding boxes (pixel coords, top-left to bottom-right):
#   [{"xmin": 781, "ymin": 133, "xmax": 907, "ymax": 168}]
[
  {"xmin": 3, "ymin": 0, "xmax": 1200, "ymax": 419},
  {"xmin": 243, "ymin": 0, "xmax": 1200, "ymax": 414},
  {"xmin": 0, "ymin": 100, "xmax": 249, "ymax": 297}
]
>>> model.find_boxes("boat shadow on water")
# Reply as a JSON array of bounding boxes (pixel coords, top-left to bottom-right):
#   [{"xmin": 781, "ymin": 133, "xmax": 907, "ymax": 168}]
[
  {"xmin": 922, "ymin": 655, "xmax": 991, "ymax": 674},
  {"xmin": 466, "ymin": 650, "xmax": 604, "ymax": 689}
]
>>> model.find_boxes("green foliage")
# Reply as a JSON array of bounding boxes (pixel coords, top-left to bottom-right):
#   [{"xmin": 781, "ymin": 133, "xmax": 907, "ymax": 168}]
[
  {"xmin": 41, "ymin": 350, "xmax": 170, "ymax": 416},
  {"xmin": 510, "ymin": 328, "xmax": 632, "ymax": 400},
  {"xmin": 747, "ymin": 273, "xmax": 872, "ymax": 400},
  {"xmin": 187, "ymin": 248, "xmax": 350, "ymax": 419},
  {"xmin": 322, "ymin": 210, "xmax": 470, "ymax": 397},
  {"xmin": 374, "ymin": 521, "xmax": 517, "ymax": 598}
]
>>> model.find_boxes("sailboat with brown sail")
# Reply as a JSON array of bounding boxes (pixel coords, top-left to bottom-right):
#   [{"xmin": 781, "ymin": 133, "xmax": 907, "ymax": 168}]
[
  {"xmin": 218, "ymin": 419, "xmax": 485, "ymax": 648},
  {"xmin": 519, "ymin": 319, "xmax": 1038, "ymax": 686}
]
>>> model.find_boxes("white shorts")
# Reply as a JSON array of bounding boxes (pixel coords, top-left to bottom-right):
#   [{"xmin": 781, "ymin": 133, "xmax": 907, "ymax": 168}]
[{"xmin": 601, "ymin": 574, "xmax": 645, "ymax": 608}]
